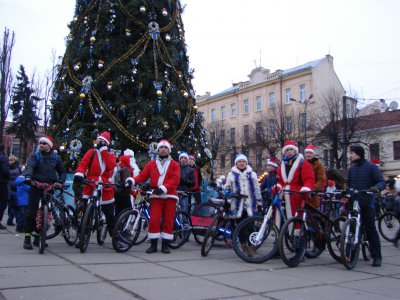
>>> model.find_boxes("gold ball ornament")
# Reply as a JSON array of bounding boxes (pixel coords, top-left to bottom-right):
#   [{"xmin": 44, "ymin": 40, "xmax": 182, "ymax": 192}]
[
  {"xmin": 156, "ymin": 90, "xmax": 163, "ymax": 97},
  {"xmin": 90, "ymin": 36, "xmax": 96, "ymax": 43},
  {"xmin": 79, "ymin": 93, "xmax": 86, "ymax": 99}
]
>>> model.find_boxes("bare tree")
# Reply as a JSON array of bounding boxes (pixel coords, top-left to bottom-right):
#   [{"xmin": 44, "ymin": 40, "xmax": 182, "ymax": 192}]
[{"xmin": 0, "ymin": 27, "xmax": 15, "ymax": 143}]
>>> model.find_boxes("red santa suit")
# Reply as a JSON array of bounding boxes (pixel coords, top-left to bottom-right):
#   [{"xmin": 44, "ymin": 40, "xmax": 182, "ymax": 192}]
[
  {"xmin": 132, "ymin": 156, "xmax": 180, "ymax": 240},
  {"xmin": 75, "ymin": 147, "xmax": 116, "ymax": 204},
  {"xmin": 277, "ymin": 154, "xmax": 315, "ymax": 219}
]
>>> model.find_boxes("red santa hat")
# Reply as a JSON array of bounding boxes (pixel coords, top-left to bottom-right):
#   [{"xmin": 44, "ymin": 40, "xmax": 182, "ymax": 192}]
[
  {"xmin": 371, "ymin": 158, "xmax": 380, "ymax": 167},
  {"xmin": 282, "ymin": 140, "xmax": 298, "ymax": 154},
  {"xmin": 97, "ymin": 131, "xmax": 111, "ymax": 145},
  {"xmin": 266, "ymin": 157, "xmax": 278, "ymax": 168},
  {"xmin": 157, "ymin": 139, "xmax": 172, "ymax": 152},
  {"xmin": 235, "ymin": 153, "xmax": 248, "ymax": 165},
  {"xmin": 327, "ymin": 180, "xmax": 335, "ymax": 187},
  {"xmin": 39, "ymin": 136, "xmax": 56, "ymax": 151},
  {"xmin": 179, "ymin": 152, "xmax": 189, "ymax": 160},
  {"xmin": 304, "ymin": 144, "xmax": 316, "ymax": 155},
  {"xmin": 188, "ymin": 153, "xmax": 196, "ymax": 160}
]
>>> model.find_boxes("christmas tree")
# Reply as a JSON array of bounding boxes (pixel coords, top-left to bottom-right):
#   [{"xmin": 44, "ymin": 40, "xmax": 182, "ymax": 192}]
[{"xmin": 50, "ymin": 0, "xmax": 208, "ymax": 169}]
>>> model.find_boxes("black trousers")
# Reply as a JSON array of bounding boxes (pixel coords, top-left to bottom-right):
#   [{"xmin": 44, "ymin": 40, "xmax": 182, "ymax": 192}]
[
  {"xmin": 24, "ymin": 187, "xmax": 44, "ymax": 234},
  {"xmin": 361, "ymin": 206, "xmax": 382, "ymax": 259}
]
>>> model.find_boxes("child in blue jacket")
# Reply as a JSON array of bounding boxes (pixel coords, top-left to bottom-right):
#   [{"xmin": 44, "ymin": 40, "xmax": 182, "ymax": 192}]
[{"xmin": 14, "ymin": 176, "xmax": 30, "ymax": 232}]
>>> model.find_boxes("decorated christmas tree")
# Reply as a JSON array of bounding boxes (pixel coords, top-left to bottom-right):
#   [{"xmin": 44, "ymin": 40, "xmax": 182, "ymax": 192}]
[{"xmin": 50, "ymin": 0, "xmax": 208, "ymax": 169}]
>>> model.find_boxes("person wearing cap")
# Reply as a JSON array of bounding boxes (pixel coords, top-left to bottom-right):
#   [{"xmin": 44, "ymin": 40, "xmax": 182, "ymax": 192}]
[
  {"xmin": 348, "ymin": 145, "xmax": 386, "ymax": 267},
  {"xmin": 177, "ymin": 152, "xmax": 195, "ymax": 213},
  {"xmin": 130, "ymin": 139, "xmax": 180, "ymax": 254},
  {"xmin": 226, "ymin": 153, "xmax": 262, "ymax": 257},
  {"xmin": 188, "ymin": 154, "xmax": 203, "ymax": 207},
  {"xmin": 73, "ymin": 131, "xmax": 117, "ymax": 241},
  {"xmin": 275, "ymin": 140, "xmax": 315, "ymax": 219},
  {"xmin": 22, "ymin": 136, "xmax": 66, "ymax": 249},
  {"xmin": 260, "ymin": 157, "xmax": 278, "ymax": 211},
  {"xmin": 304, "ymin": 144, "xmax": 327, "ymax": 208}
]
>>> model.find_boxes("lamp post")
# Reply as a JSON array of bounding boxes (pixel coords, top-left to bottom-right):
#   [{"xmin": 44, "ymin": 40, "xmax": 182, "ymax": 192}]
[{"xmin": 290, "ymin": 94, "xmax": 314, "ymax": 146}]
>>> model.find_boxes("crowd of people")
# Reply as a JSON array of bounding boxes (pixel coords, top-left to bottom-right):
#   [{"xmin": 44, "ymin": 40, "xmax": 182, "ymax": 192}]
[{"xmin": 0, "ymin": 134, "xmax": 399, "ymax": 265}]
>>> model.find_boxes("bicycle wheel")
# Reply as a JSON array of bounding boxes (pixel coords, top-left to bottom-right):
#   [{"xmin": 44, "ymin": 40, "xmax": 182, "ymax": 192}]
[
  {"xmin": 232, "ymin": 216, "xmax": 279, "ymax": 263},
  {"xmin": 132, "ymin": 211, "xmax": 149, "ymax": 245},
  {"xmin": 279, "ymin": 217, "xmax": 307, "ymax": 267},
  {"xmin": 112, "ymin": 209, "xmax": 139, "ymax": 253},
  {"xmin": 340, "ymin": 218, "xmax": 360, "ymax": 270},
  {"xmin": 39, "ymin": 205, "xmax": 48, "ymax": 254},
  {"xmin": 46, "ymin": 207, "xmax": 62, "ymax": 240},
  {"xmin": 169, "ymin": 210, "xmax": 192, "ymax": 249},
  {"xmin": 304, "ymin": 215, "xmax": 325, "ymax": 259},
  {"xmin": 80, "ymin": 202, "xmax": 94, "ymax": 253},
  {"xmin": 201, "ymin": 214, "xmax": 221, "ymax": 256},
  {"xmin": 378, "ymin": 211, "xmax": 400, "ymax": 242},
  {"xmin": 62, "ymin": 205, "xmax": 78, "ymax": 246},
  {"xmin": 96, "ymin": 210, "xmax": 108, "ymax": 245},
  {"xmin": 362, "ymin": 239, "xmax": 371, "ymax": 261},
  {"xmin": 327, "ymin": 216, "xmax": 346, "ymax": 262}
]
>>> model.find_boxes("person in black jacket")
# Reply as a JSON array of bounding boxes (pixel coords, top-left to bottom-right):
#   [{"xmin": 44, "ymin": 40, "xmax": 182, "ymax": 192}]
[
  {"xmin": 260, "ymin": 157, "xmax": 278, "ymax": 210},
  {"xmin": 0, "ymin": 144, "xmax": 10, "ymax": 230},
  {"xmin": 22, "ymin": 136, "xmax": 66, "ymax": 250},
  {"xmin": 348, "ymin": 145, "xmax": 386, "ymax": 267},
  {"xmin": 177, "ymin": 152, "xmax": 195, "ymax": 213}
]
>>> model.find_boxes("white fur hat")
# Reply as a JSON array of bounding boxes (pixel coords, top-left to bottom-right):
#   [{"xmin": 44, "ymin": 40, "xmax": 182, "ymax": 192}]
[{"xmin": 234, "ymin": 153, "xmax": 248, "ymax": 165}]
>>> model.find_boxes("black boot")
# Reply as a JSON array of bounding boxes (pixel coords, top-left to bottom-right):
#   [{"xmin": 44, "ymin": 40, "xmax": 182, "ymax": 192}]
[
  {"xmin": 23, "ymin": 236, "xmax": 33, "ymax": 250},
  {"xmin": 146, "ymin": 239, "xmax": 158, "ymax": 253},
  {"xmin": 161, "ymin": 239, "xmax": 170, "ymax": 254},
  {"xmin": 33, "ymin": 236, "xmax": 48, "ymax": 248}
]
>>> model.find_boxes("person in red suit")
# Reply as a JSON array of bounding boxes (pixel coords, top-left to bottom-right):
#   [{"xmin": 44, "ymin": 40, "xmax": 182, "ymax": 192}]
[
  {"xmin": 73, "ymin": 131, "xmax": 117, "ymax": 236},
  {"xmin": 276, "ymin": 140, "xmax": 315, "ymax": 218},
  {"xmin": 130, "ymin": 139, "xmax": 180, "ymax": 254}
]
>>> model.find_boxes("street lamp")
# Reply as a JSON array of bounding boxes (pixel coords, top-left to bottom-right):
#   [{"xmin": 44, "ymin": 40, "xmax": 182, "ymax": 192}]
[{"xmin": 290, "ymin": 94, "xmax": 314, "ymax": 145}]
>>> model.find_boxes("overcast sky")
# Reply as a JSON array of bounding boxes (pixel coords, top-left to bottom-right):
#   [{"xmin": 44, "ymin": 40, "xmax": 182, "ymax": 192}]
[{"xmin": 1, "ymin": 0, "xmax": 399, "ymax": 107}]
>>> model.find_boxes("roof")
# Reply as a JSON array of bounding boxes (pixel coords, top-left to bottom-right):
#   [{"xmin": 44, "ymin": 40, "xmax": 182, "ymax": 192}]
[
  {"xmin": 205, "ymin": 57, "xmax": 325, "ymax": 101},
  {"xmin": 355, "ymin": 109, "xmax": 400, "ymax": 131}
]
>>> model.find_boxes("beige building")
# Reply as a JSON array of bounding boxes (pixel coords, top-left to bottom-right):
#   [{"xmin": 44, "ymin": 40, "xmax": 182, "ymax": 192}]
[{"xmin": 197, "ymin": 55, "xmax": 345, "ymax": 176}]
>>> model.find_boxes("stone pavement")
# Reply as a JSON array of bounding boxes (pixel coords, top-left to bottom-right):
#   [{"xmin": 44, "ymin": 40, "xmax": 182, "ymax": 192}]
[{"xmin": 0, "ymin": 225, "xmax": 399, "ymax": 300}]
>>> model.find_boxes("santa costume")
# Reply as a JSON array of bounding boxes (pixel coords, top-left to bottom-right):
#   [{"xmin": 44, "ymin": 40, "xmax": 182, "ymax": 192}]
[
  {"xmin": 276, "ymin": 140, "xmax": 315, "ymax": 218},
  {"xmin": 131, "ymin": 139, "xmax": 180, "ymax": 252}
]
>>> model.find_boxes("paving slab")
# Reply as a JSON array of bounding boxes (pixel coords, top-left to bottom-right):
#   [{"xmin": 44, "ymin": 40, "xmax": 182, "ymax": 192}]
[
  {"xmin": 337, "ymin": 277, "xmax": 400, "ymax": 298},
  {"xmin": 1, "ymin": 282, "xmax": 138, "ymax": 300},
  {"xmin": 0, "ymin": 253, "xmax": 68, "ymax": 267},
  {"xmin": 115, "ymin": 276, "xmax": 249, "ymax": 300},
  {"xmin": 60, "ymin": 251, "xmax": 146, "ymax": 264}
]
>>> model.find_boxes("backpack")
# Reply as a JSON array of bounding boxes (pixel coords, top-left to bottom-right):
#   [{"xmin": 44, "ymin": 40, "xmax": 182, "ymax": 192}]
[{"xmin": 112, "ymin": 166, "xmax": 125, "ymax": 196}]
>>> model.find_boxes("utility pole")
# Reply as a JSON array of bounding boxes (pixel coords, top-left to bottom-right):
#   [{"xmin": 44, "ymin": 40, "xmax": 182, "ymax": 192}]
[{"xmin": 342, "ymin": 96, "xmax": 348, "ymax": 169}]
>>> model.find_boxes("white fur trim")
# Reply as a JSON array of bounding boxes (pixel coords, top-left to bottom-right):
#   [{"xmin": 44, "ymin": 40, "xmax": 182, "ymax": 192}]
[
  {"xmin": 156, "ymin": 157, "xmax": 171, "ymax": 187},
  {"xmin": 97, "ymin": 136, "xmax": 109, "ymax": 145},
  {"xmin": 234, "ymin": 154, "xmax": 248, "ymax": 165},
  {"xmin": 159, "ymin": 185, "xmax": 167, "ymax": 194},
  {"xmin": 100, "ymin": 198, "xmax": 114, "ymax": 205},
  {"xmin": 99, "ymin": 146, "xmax": 108, "ymax": 152},
  {"xmin": 282, "ymin": 144, "xmax": 298, "ymax": 154},
  {"xmin": 304, "ymin": 149, "xmax": 315, "ymax": 155},
  {"xmin": 179, "ymin": 153, "xmax": 189, "ymax": 160},
  {"xmin": 267, "ymin": 159, "xmax": 278, "ymax": 168},
  {"xmin": 39, "ymin": 137, "xmax": 53, "ymax": 148},
  {"xmin": 161, "ymin": 232, "xmax": 174, "ymax": 240},
  {"xmin": 281, "ymin": 154, "xmax": 304, "ymax": 184},
  {"xmin": 157, "ymin": 140, "xmax": 171, "ymax": 152},
  {"xmin": 75, "ymin": 173, "xmax": 84, "ymax": 178},
  {"xmin": 124, "ymin": 149, "xmax": 134, "ymax": 158},
  {"xmin": 300, "ymin": 186, "xmax": 311, "ymax": 192},
  {"xmin": 148, "ymin": 232, "xmax": 161, "ymax": 239},
  {"xmin": 126, "ymin": 177, "xmax": 134, "ymax": 186}
]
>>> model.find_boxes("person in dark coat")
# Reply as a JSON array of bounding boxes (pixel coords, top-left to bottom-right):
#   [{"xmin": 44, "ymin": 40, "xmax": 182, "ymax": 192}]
[
  {"xmin": 260, "ymin": 157, "xmax": 278, "ymax": 210},
  {"xmin": 0, "ymin": 143, "xmax": 10, "ymax": 230},
  {"xmin": 7, "ymin": 155, "xmax": 22, "ymax": 227},
  {"xmin": 348, "ymin": 145, "xmax": 386, "ymax": 267},
  {"xmin": 177, "ymin": 152, "xmax": 195, "ymax": 213}
]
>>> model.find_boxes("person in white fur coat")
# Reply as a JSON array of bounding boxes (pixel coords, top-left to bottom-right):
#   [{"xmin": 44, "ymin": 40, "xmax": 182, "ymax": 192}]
[
  {"xmin": 123, "ymin": 149, "xmax": 140, "ymax": 176},
  {"xmin": 225, "ymin": 154, "xmax": 262, "ymax": 219}
]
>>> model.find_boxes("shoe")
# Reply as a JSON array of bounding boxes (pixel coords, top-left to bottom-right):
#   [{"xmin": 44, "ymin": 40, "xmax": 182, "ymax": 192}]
[
  {"xmin": 23, "ymin": 237, "xmax": 33, "ymax": 250},
  {"xmin": 7, "ymin": 221, "xmax": 15, "ymax": 226},
  {"xmin": 372, "ymin": 258, "xmax": 382, "ymax": 267},
  {"xmin": 16, "ymin": 225, "xmax": 24, "ymax": 233},
  {"xmin": 161, "ymin": 239, "xmax": 170, "ymax": 254},
  {"xmin": 146, "ymin": 239, "xmax": 158, "ymax": 253},
  {"xmin": 33, "ymin": 237, "xmax": 48, "ymax": 248},
  {"xmin": 0, "ymin": 224, "xmax": 6, "ymax": 230}
]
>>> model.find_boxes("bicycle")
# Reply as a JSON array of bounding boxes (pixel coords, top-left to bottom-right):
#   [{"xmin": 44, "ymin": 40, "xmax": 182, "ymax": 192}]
[
  {"xmin": 279, "ymin": 190, "xmax": 347, "ymax": 267},
  {"xmin": 231, "ymin": 191, "xmax": 285, "ymax": 263},
  {"xmin": 27, "ymin": 180, "xmax": 73, "ymax": 254},
  {"xmin": 378, "ymin": 210, "xmax": 400, "ymax": 242},
  {"xmin": 340, "ymin": 189, "xmax": 374, "ymax": 270},
  {"xmin": 78, "ymin": 179, "xmax": 115, "ymax": 253}
]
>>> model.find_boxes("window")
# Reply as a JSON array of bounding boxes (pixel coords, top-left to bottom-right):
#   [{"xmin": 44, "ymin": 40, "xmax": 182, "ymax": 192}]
[
  {"xmin": 244, "ymin": 124, "xmax": 250, "ymax": 141},
  {"xmin": 230, "ymin": 128, "xmax": 236, "ymax": 143},
  {"xmin": 256, "ymin": 148, "xmax": 262, "ymax": 170},
  {"xmin": 221, "ymin": 106, "xmax": 226, "ymax": 120},
  {"xmin": 211, "ymin": 108, "xmax": 216, "ymax": 122},
  {"xmin": 231, "ymin": 103, "xmax": 236, "ymax": 118},
  {"xmin": 231, "ymin": 153, "xmax": 236, "ymax": 166},
  {"xmin": 256, "ymin": 122, "xmax": 262, "ymax": 141},
  {"xmin": 299, "ymin": 84, "xmax": 306, "ymax": 102},
  {"xmin": 285, "ymin": 88, "xmax": 291, "ymax": 104},
  {"xmin": 394, "ymin": 141, "xmax": 400, "ymax": 160},
  {"xmin": 210, "ymin": 132, "xmax": 216, "ymax": 144},
  {"xmin": 299, "ymin": 113, "xmax": 306, "ymax": 131},
  {"xmin": 369, "ymin": 143, "xmax": 380, "ymax": 159},
  {"xmin": 285, "ymin": 116, "xmax": 292, "ymax": 133},
  {"xmin": 220, "ymin": 154, "xmax": 226, "ymax": 169},
  {"xmin": 268, "ymin": 119, "xmax": 276, "ymax": 133},
  {"xmin": 269, "ymin": 92, "xmax": 275, "ymax": 108},
  {"xmin": 255, "ymin": 96, "xmax": 262, "ymax": 111},
  {"xmin": 243, "ymin": 99, "xmax": 249, "ymax": 114},
  {"xmin": 220, "ymin": 130, "xmax": 225, "ymax": 144}
]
